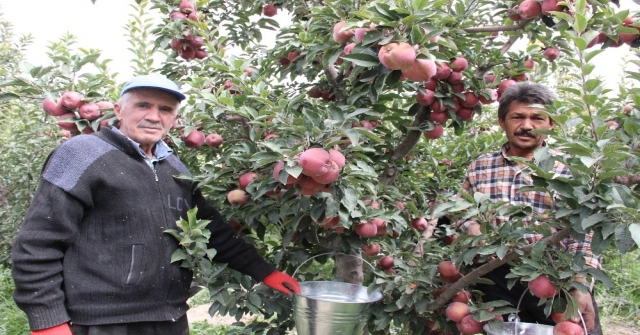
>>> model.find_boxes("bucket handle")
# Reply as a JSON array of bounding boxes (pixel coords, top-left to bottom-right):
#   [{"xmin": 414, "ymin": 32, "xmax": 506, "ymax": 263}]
[
  {"xmin": 292, "ymin": 252, "xmax": 376, "ymax": 279},
  {"xmin": 508, "ymin": 288, "xmax": 590, "ymax": 335}
]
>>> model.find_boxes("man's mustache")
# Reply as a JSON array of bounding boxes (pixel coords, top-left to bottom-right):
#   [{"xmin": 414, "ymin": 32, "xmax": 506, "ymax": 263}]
[
  {"xmin": 514, "ymin": 130, "xmax": 536, "ymax": 138},
  {"xmin": 137, "ymin": 121, "xmax": 163, "ymax": 130}
]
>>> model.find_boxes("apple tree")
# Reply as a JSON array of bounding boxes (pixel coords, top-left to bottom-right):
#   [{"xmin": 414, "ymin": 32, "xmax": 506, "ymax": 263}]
[{"xmin": 4, "ymin": 0, "xmax": 640, "ymax": 333}]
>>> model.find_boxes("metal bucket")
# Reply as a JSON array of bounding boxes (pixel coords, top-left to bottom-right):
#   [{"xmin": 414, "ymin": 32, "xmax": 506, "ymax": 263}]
[
  {"xmin": 483, "ymin": 322, "xmax": 555, "ymax": 335},
  {"xmin": 292, "ymin": 253, "xmax": 383, "ymax": 335}
]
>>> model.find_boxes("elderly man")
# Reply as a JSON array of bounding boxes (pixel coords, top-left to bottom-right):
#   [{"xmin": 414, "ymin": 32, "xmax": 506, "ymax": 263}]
[
  {"xmin": 12, "ymin": 74, "xmax": 299, "ymax": 335},
  {"xmin": 456, "ymin": 82, "xmax": 602, "ymax": 334}
]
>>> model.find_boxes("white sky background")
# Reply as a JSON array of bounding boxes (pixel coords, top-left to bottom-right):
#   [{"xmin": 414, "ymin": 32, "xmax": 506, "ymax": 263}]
[{"xmin": 1, "ymin": 0, "xmax": 639, "ymax": 86}]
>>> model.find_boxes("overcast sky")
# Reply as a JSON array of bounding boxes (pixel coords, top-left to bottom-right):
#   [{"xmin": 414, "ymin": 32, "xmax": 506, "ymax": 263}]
[{"xmin": 1, "ymin": 0, "xmax": 638, "ymax": 86}]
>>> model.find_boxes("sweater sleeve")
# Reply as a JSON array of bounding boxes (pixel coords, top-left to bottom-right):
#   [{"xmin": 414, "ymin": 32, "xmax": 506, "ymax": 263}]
[
  {"xmin": 192, "ymin": 190, "xmax": 276, "ymax": 281},
  {"xmin": 11, "ymin": 180, "xmax": 83, "ymax": 330}
]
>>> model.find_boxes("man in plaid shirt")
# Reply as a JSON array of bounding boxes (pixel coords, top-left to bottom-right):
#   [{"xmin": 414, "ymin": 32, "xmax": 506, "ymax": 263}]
[{"xmin": 457, "ymin": 82, "xmax": 601, "ymax": 334}]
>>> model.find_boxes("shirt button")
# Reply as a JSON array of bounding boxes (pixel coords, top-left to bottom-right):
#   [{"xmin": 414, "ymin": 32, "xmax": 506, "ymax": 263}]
[{"xmin": 514, "ymin": 197, "xmax": 520, "ymax": 201}]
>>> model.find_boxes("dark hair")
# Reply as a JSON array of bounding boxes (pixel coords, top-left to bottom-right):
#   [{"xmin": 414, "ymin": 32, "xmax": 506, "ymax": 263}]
[{"xmin": 497, "ymin": 82, "xmax": 557, "ymax": 120}]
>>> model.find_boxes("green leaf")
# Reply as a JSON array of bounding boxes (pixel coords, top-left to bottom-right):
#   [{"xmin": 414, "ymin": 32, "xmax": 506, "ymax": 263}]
[
  {"xmin": 170, "ymin": 249, "xmax": 189, "ymax": 263},
  {"xmin": 581, "ymin": 212, "xmax": 608, "ymax": 229},
  {"xmin": 340, "ymin": 53, "xmax": 380, "ymax": 67},
  {"xmin": 0, "ymin": 92, "xmax": 20, "ymax": 101}
]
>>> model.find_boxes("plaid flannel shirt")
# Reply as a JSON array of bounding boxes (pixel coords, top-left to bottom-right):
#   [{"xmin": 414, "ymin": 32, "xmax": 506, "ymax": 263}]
[{"xmin": 457, "ymin": 143, "xmax": 601, "ymax": 270}]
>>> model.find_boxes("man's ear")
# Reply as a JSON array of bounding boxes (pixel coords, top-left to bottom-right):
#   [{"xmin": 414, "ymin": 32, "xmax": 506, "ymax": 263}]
[
  {"xmin": 113, "ymin": 103, "xmax": 123, "ymax": 120},
  {"xmin": 498, "ymin": 117, "xmax": 506, "ymax": 131}
]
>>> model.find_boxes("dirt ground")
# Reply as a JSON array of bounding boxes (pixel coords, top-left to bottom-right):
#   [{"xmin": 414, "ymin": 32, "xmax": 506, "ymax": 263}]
[{"xmin": 188, "ymin": 305, "xmax": 639, "ymax": 334}]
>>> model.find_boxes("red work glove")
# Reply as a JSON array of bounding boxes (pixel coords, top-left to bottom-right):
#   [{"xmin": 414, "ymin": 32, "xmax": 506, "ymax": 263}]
[
  {"xmin": 32, "ymin": 323, "xmax": 72, "ymax": 335},
  {"xmin": 262, "ymin": 271, "xmax": 301, "ymax": 295}
]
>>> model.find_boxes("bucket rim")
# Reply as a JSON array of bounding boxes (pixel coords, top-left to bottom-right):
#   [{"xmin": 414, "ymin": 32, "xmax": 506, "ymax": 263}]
[{"xmin": 294, "ymin": 281, "xmax": 383, "ymax": 304}]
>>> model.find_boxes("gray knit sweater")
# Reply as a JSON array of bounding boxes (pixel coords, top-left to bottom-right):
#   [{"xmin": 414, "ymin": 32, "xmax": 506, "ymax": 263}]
[{"xmin": 11, "ymin": 127, "xmax": 275, "ymax": 330}]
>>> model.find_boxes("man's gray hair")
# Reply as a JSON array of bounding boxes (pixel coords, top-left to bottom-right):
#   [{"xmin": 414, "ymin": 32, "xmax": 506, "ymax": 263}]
[{"xmin": 497, "ymin": 82, "xmax": 557, "ymax": 120}]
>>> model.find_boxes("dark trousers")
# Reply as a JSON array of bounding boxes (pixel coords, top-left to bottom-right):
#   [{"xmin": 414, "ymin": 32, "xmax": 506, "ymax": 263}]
[
  {"xmin": 476, "ymin": 265, "xmax": 603, "ymax": 335},
  {"xmin": 71, "ymin": 314, "xmax": 189, "ymax": 335}
]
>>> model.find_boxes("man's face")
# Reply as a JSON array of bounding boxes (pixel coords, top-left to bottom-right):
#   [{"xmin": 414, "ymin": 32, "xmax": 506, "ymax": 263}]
[
  {"xmin": 113, "ymin": 88, "xmax": 179, "ymax": 148},
  {"xmin": 499, "ymin": 101, "xmax": 554, "ymax": 157}
]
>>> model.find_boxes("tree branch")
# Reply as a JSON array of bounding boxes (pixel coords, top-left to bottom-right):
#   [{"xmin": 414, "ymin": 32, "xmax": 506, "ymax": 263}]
[
  {"xmin": 224, "ymin": 115, "xmax": 252, "ymax": 138},
  {"xmin": 425, "ymin": 225, "xmax": 572, "ymax": 311},
  {"xmin": 463, "ymin": 18, "xmax": 533, "ymax": 33},
  {"xmin": 379, "ymin": 105, "xmax": 429, "ymax": 186},
  {"xmin": 612, "ymin": 174, "xmax": 640, "ymax": 185}
]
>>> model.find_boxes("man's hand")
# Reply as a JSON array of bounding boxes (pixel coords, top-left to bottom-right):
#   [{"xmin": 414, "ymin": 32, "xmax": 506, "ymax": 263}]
[
  {"xmin": 263, "ymin": 271, "xmax": 301, "ymax": 296},
  {"xmin": 31, "ymin": 323, "xmax": 71, "ymax": 335},
  {"xmin": 569, "ymin": 288, "xmax": 595, "ymax": 332}
]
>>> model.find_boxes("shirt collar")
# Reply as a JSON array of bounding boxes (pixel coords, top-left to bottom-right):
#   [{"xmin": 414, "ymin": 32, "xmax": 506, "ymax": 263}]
[{"xmin": 111, "ymin": 127, "xmax": 173, "ymax": 160}]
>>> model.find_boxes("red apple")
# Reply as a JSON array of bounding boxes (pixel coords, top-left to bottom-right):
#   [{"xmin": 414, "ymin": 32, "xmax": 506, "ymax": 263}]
[
  {"xmin": 42, "ymin": 97, "xmax": 67, "ymax": 116},
  {"xmin": 179, "ymin": 0, "xmax": 196, "ymax": 14},
  {"xmin": 297, "ymin": 175, "xmax": 325, "ymax": 195},
  {"xmin": 401, "ymin": 58, "xmax": 437, "ymax": 82},
  {"xmin": 183, "ymin": 129, "xmax": 205, "ymax": 148},
  {"xmin": 497, "ymin": 79, "xmax": 517, "ymax": 94},
  {"xmin": 58, "ymin": 113, "xmax": 78, "ymax": 131},
  {"xmin": 524, "ymin": 59, "xmax": 536, "ymax": 69},
  {"xmin": 528, "ymin": 275, "xmax": 558, "ymax": 299},
  {"xmin": 541, "ymin": 0, "xmax": 564, "ymax": 16},
  {"xmin": 446, "ymin": 71, "xmax": 463, "ymax": 84},
  {"xmin": 424, "ymin": 124, "xmax": 444, "ymax": 139},
  {"xmin": 362, "ymin": 243, "xmax": 381, "ymax": 256},
  {"xmin": 417, "ymin": 90, "xmax": 436, "ymax": 106},
  {"xmin": 438, "ymin": 261, "xmax": 459, "ymax": 277},
  {"xmin": 553, "ymin": 321, "xmax": 584, "ymax": 335},
  {"xmin": 460, "ymin": 92, "xmax": 479, "ymax": 107},
  {"xmin": 227, "ymin": 189, "xmax": 248, "ymax": 205},
  {"xmin": 205, "ymin": 133, "xmax": 223, "ymax": 148},
  {"xmin": 450, "ymin": 57, "xmax": 468, "ymax": 72},
  {"xmin": 273, "ymin": 161, "xmax": 298, "ymax": 185},
  {"xmin": 429, "ymin": 111, "xmax": 449, "ymax": 124},
  {"xmin": 457, "ymin": 314, "xmax": 485, "ymax": 334},
  {"xmin": 329, "ymin": 149, "xmax": 346, "ymax": 168},
  {"xmin": 424, "ymin": 77, "xmax": 439, "ymax": 90},
  {"xmin": 355, "ymin": 221, "xmax": 378, "ymax": 238},
  {"xmin": 378, "ymin": 255, "xmax": 394, "ymax": 269},
  {"xmin": 456, "ymin": 108, "xmax": 475, "ymax": 121},
  {"xmin": 78, "ymin": 103, "xmax": 100, "ymax": 120},
  {"xmin": 411, "ymin": 217, "xmax": 428, "ymax": 231},
  {"xmin": 262, "ymin": 4, "xmax": 277, "ymax": 17},
  {"xmin": 320, "ymin": 216, "xmax": 340, "ymax": 229},
  {"xmin": 60, "ymin": 91, "xmax": 84, "ymax": 110},
  {"xmin": 238, "ymin": 172, "xmax": 259, "ymax": 190},
  {"xmin": 434, "ymin": 62, "xmax": 451, "ymax": 80},
  {"xmin": 378, "ymin": 42, "xmax": 416, "ymax": 70},
  {"xmin": 543, "ymin": 47, "xmax": 560, "ymax": 62},
  {"xmin": 332, "ymin": 21, "xmax": 354, "ymax": 44},
  {"xmin": 312, "ymin": 160, "xmax": 341, "ymax": 184},
  {"xmin": 445, "ymin": 302, "xmax": 470, "ymax": 323},
  {"xmin": 479, "ymin": 88, "xmax": 498, "ymax": 104},
  {"xmin": 452, "ymin": 290, "xmax": 472, "ymax": 304},
  {"xmin": 518, "ymin": 0, "xmax": 542, "ymax": 19},
  {"xmin": 299, "ymin": 147, "xmax": 332, "ymax": 177}
]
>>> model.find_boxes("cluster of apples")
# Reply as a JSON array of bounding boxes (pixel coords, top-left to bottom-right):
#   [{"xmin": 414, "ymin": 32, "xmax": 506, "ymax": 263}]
[
  {"xmin": 42, "ymin": 91, "xmax": 113, "ymax": 134},
  {"xmin": 527, "ymin": 275, "xmax": 587, "ymax": 335},
  {"xmin": 169, "ymin": 0, "xmax": 207, "ymax": 60},
  {"xmin": 181, "ymin": 129, "xmax": 223, "ymax": 149},
  {"xmin": 273, "ymin": 147, "xmax": 346, "ymax": 196},
  {"xmin": 226, "ymin": 171, "xmax": 260, "ymax": 206},
  {"xmin": 330, "ymin": 22, "xmax": 488, "ymax": 141}
]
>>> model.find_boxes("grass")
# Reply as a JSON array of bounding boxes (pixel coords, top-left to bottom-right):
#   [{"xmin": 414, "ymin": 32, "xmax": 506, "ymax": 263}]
[
  {"xmin": 0, "ymin": 265, "xmax": 29, "ymax": 335},
  {"xmin": 595, "ymin": 249, "xmax": 640, "ymax": 328}
]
